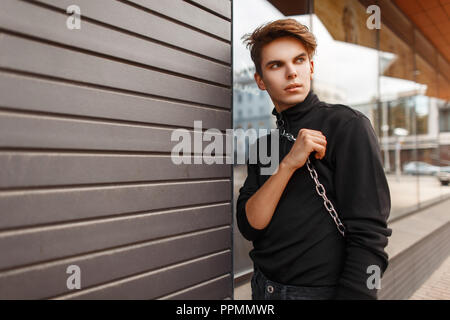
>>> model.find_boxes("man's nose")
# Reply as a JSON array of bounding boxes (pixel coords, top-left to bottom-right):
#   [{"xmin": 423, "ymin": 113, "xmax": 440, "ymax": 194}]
[{"xmin": 286, "ymin": 64, "xmax": 298, "ymax": 79}]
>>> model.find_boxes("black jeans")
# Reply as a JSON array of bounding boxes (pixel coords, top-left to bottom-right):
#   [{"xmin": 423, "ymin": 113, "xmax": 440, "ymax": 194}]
[{"xmin": 251, "ymin": 266, "xmax": 337, "ymax": 300}]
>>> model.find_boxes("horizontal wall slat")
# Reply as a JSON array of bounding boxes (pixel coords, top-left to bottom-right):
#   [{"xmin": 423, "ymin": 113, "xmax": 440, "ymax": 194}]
[
  {"xmin": 0, "ymin": 205, "xmax": 230, "ymax": 270},
  {"xmin": 0, "ymin": 153, "xmax": 231, "ymax": 188},
  {"xmin": 128, "ymin": 0, "xmax": 230, "ymax": 41},
  {"xmin": 189, "ymin": 0, "xmax": 231, "ymax": 20},
  {"xmin": 0, "ymin": 34, "xmax": 230, "ymax": 108},
  {"xmin": 0, "ymin": 227, "xmax": 231, "ymax": 299},
  {"xmin": 0, "ymin": 111, "xmax": 232, "ymax": 153},
  {"xmin": 0, "ymin": 0, "xmax": 230, "ymax": 86},
  {"xmin": 30, "ymin": 0, "xmax": 230, "ymax": 63},
  {"xmin": 0, "ymin": 73, "xmax": 230, "ymax": 130},
  {"xmin": 0, "ymin": 180, "xmax": 231, "ymax": 229},
  {"xmin": 161, "ymin": 274, "xmax": 231, "ymax": 300},
  {"xmin": 56, "ymin": 251, "xmax": 231, "ymax": 299}
]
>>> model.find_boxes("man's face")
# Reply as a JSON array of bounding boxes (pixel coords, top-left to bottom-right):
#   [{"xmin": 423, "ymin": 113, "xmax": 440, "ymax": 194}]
[{"xmin": 254, "ymin": 36, "xmax": 314, "ymax": 113}]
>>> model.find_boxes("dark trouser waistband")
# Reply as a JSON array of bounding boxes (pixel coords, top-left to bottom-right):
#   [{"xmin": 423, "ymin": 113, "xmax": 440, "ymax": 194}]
[{"xmin": 251, "ymin": 266, "xmax": 337, "ymax": 300}]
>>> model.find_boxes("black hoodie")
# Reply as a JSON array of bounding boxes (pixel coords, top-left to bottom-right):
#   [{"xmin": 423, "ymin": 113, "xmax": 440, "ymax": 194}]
[{"xmin": 236, "ymin": 90, "xmax": 392, "ymax": 299}]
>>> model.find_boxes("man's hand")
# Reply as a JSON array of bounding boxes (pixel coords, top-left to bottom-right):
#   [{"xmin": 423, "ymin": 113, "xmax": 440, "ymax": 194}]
[
  {"xmin": 282, "ymin": 128, "xmax": 327, "ymax": 171},
  {"xmin": 243, "ymin": 128, "xmax": 327, "ymax": 231}
]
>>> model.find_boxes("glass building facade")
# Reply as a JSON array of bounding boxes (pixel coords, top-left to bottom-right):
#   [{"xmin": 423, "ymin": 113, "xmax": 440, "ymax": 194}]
[{"xmin": 233, "ymin": 0, "xmax": 450, "ymax": 280}]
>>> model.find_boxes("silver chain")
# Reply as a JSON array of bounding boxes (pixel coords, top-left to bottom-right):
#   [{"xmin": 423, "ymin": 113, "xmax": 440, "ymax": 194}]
[{"xmin": 279, "ymin": 128, "xmax": 346, "ymax": 237}]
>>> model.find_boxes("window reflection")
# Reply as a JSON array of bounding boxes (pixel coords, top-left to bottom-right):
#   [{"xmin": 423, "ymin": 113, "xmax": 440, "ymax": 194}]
[{"xmin": 233, "ymin": 0, "xmax": 450, "ymax": 281}]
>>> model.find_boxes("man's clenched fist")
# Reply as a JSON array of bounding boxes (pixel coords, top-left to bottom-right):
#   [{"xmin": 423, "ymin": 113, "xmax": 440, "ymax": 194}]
[{"xmin": 282, "ymin": 128, "xmax": 327, "ymax": 171}]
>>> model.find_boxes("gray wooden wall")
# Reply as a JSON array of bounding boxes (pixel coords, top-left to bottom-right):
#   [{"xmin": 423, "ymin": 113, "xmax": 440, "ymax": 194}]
[{"xmin": 0, "ymin": 0, "xmax": 232, "ymax": 299}]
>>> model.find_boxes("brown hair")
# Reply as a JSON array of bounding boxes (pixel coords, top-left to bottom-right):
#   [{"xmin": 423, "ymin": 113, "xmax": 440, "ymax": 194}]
[{"xmin": 241, "ymin": 18, "xmax": 317, "ymax": 77}]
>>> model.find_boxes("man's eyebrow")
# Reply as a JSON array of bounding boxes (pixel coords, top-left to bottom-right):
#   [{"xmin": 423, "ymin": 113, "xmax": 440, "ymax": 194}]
[{"xmin": 265, "ymin": 53, "xmax": 307, "ymax": 68}]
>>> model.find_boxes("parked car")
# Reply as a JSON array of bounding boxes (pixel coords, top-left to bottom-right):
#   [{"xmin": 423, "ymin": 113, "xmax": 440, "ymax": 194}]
[
  {"xmin": 436, "ymin": 166, "xmax": 450, "ymax": 186},
  {"xmin": 403, "ymin": 161, "xmax": 440, "ymax": 176}
]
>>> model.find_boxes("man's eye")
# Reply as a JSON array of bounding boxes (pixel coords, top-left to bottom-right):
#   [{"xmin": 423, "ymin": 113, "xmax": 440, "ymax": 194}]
[
  {"xmin": 296, "ymin": 58, "xmax": 305, "ymax": 62},
  {"xmin": 270, "ymin": 63, "xmax": 279, "ymax": 69}
]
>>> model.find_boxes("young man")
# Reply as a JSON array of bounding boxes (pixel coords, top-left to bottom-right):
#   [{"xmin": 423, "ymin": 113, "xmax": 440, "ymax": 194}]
[{"xmin": 236, "ymin": 18, "xmax": 392, "ymax": 300}]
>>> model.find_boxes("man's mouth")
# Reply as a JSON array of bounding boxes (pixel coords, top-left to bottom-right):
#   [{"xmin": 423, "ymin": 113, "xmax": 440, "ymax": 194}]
[{"xmin": 284, "ymin": 83, "xmax": 302, "ymax": 92}]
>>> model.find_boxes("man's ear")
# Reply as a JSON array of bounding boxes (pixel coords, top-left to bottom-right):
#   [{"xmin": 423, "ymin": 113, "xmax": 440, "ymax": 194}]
[
  {"xmin": 310, "ymin": 60, "xmax": 314, "ymax": 80},
  {"xmin": 254, "ymin": 72, "xmax": 266, "ymax": 90}
]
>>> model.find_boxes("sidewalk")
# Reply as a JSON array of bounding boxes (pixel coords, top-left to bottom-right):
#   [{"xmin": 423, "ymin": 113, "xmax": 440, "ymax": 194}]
[
  {"xmin": 409, "ymin": 254, "xmax": 450, "ymax": 300},
  {"xmin": 235, "ymin": 261, "xmax": 450, "ymax": 300},
  {"xmin": 235, "ymin": 254, "xmax": 450, "ymax": 300}
]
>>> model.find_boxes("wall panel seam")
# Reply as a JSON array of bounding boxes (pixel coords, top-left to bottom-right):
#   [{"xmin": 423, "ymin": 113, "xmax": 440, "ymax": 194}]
[{"xmin": 0, "ymin": 226, "xmax": 232, "ymax": 274}]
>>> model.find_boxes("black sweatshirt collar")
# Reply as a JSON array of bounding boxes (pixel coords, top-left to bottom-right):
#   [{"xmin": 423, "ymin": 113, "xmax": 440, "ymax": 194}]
[{"xmin": 271, "ymin": 89, "xmax": 321, "ymax": 132}]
